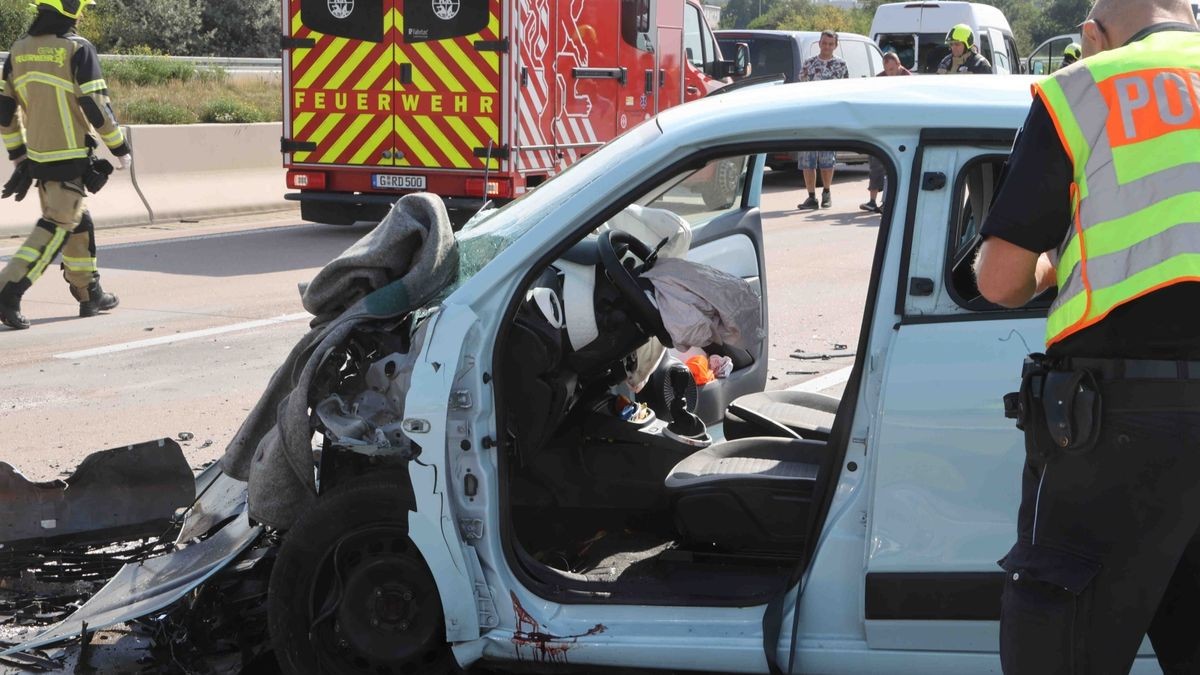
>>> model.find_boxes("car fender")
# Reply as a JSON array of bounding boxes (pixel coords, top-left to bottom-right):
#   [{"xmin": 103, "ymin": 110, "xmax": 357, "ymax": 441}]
[{"xmin": 404, "ymin": 304, "xmax": 485, "ymax": 643}]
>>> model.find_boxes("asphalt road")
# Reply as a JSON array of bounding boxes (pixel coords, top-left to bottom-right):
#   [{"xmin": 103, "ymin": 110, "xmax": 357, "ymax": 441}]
[{"xmin": 0, "ymin": 166, "xmax": 880, "ymax": 672}]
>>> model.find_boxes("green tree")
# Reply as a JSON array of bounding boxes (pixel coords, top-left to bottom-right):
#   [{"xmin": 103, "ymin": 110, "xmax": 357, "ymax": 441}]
[
  {"xmin": 1031, "ymin": 0, "xmax": 1090, "ymax": 44},
  {"xmin": 99, "ymin": 0, "xmax": 209, "ymax": 54},
  {"xmin": 0, "ymin": 0, "xmax": 34, "ymax": 50},
  {"xmin": 198, "ymin": 0, "xmax": 279, "ymax": 57},
  {"xmin": 721, "ymin": 0, "xmax": 782, "ymax": 29}
]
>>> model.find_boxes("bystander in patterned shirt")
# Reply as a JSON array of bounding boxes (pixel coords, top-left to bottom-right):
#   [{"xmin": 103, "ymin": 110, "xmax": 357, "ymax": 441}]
[{"xmin": 799, "ymin": 55, "xmax": 849, "ymax": 82}]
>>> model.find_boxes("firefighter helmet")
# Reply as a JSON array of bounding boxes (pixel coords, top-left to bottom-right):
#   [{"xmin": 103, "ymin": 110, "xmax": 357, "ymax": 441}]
[
  {"xmin": 1063, "ymin": 42, "xmax": 1082, "ymax": 64},
  {"xmin": 945, "ymin": 24, "xmax": 975, "ymax": 49},
  {"xmin": 32, "ymin": 0, "xmax": 95, "ymax": 20}
]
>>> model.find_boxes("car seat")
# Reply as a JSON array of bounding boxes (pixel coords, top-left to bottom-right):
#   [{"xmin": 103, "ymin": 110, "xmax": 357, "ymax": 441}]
[
  {"xmin": 722, "ymin": 390, "xmax": 840, "ymax": 441},
  {"xmin": 664, "ymin": 437, "xmax": 826, "ymax": 551}
]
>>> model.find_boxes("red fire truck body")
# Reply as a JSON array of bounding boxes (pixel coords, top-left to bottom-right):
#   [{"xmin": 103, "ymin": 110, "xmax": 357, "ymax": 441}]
[{"xmin": 282, "ymin": 0, "xmax": 736, "ymax": 224}]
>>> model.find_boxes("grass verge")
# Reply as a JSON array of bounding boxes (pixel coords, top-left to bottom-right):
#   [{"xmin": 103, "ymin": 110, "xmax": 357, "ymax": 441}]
[{"xmin": 105, "ymin": 59, "xmax": 281, "ymax": 125}]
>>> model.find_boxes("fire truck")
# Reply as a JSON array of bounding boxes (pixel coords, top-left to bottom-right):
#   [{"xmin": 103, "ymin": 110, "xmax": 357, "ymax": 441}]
[{"xmin": 281, "ymin": 0, "xmax": 744, "ymax": 224}]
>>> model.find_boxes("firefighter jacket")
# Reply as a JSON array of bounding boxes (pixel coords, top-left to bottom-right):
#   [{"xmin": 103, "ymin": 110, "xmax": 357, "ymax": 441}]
[
  {"xmin": 0, "ymin": 26, "xmax": 129, "ymax": 181},
  {"xmin": 1036, "ymin": 29, "xmax": 1200, "ymax": 346}
]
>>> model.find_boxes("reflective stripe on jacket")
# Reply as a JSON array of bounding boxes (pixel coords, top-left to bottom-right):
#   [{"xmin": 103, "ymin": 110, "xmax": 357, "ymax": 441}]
[
  {"xmin": 0, "ymin": 30, "xmax": 126, "ymax": 178},
  {"xmin": 1035, "ymin": 31, "xmax": 1200, "ymax": 347}
]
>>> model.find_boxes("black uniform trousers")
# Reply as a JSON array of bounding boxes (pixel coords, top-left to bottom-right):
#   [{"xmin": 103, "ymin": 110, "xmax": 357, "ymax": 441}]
[{"xmin": 1000, "ymin": 387, "xmax": 1200, "ymax": 674}]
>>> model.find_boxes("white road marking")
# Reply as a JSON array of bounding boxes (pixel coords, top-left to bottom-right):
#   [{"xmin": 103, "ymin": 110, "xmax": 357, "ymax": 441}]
[
  {"xmin": 787, "ymin": 365, "xmax": 853, "ymax": 393},
  {"xmin": 54, "ymin": 312, "xmax": 311, "ymax": 359}
]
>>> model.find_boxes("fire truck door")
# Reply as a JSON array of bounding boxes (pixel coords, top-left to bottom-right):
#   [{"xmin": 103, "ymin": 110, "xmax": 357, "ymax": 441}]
[
  {"xmin": 517, "ymin": 0, "xmax": 558, "ymax": 177},
  {"xmin": 551, "ymin": 0, "xmax": 620, "ymax": 165},
  {"xmin": 394, "ymin": 0, "xmax": 505, "ymax": 172},
  {"xmin": 652, "ymin": 0, "xmax": 684, "ymax": 111},
  {"xmin": 286, "ymin": 0, "xmax": 397, "ymax": 168},
  {"xmin": 615, "ymin": 0, "xmax": 656, "ymax": 132}
]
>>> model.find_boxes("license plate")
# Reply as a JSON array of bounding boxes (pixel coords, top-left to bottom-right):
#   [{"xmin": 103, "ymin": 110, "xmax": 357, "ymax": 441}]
[{"xmin": 372, "ymin": 174, "xmax": 425, "ymax": 190}]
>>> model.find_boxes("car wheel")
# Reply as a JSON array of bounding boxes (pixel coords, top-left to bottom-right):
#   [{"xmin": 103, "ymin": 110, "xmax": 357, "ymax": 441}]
[
  {"xmin": 268, "ymin": 476, "xmax": 458, "ymax": 675},
  {"xmin": 701, "ymin": 158, "xmax": 741, "ymax": 210}
]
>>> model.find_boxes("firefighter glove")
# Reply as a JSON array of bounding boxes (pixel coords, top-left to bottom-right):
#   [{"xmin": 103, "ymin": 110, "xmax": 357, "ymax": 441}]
[
  {"xmin": 2, "ymin": 160, "xmax": 32, "ymax": 201},
  {"xmin": 116, "ymin": 152, "xmax": 133, "ymax": 171},
  {"xmin": 83, "ymin": 158, "xmax": 113, "ymax": 194}
]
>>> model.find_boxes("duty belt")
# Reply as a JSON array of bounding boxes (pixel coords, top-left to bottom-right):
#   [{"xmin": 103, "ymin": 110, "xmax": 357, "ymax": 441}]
[{"xmin": 1062, "ymin": 357, "xmax": 1200, "ymax": 381}]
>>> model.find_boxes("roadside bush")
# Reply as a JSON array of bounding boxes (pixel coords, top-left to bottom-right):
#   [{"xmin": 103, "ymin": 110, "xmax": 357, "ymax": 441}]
[
  {"xmin": 199, "ymin": 98, "xmax": 267, "ymax": 124},
  {"xmin": 104, "ymin": 56, "xmax": 196, "ymax": 86},
  {"xmin": 121, "ymin": 100, "xmax": 196, "ymax": 125},
  {"xmin": 0, "ymin": 0, "xmax": 33, "ymax": 50},
  {"xmin": 199, "ymin": 0, "xmax": 279, "ymax": 57}
]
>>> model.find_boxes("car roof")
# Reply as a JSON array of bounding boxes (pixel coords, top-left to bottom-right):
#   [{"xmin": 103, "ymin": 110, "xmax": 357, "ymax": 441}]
[
  {"xmin": 657, "ymin": 75, "xmax": 1035, "ymax": 141},
  {"xmin": 714, "ymin": 29, "xmax": 873, "ymax": 42}
]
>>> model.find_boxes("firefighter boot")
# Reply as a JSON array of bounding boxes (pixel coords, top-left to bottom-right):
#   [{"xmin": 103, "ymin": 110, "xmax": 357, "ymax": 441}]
[
  {"xmin": 72, "ymin": 278, "xmax": 119, "ymax": 317},
  {"xmin": 0, "ymin": 283, "xmax": 29, "ymax": 330}
]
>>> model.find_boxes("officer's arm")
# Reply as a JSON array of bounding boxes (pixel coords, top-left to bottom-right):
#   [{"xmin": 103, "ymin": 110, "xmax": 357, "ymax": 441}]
[
  {"xmin": 975, "ymin": 237, "xmax": 1055, "ymax": 308},
  {"xmin": 0, "ymin": 56, "xmax": 26, "ymax": 162},
  {"xmin": 71, "ymin": 38, "xmax": 130, "ymax": 157}
]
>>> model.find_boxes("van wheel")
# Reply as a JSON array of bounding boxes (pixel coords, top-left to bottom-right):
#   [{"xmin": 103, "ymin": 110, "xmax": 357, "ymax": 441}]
[
  {"xmin": 702, "ymin": 158, "xmax": 741, "ymax": 209},
  {"xmin": 268, "ymin": 478, "xmax": 457, "ymax": 675}
]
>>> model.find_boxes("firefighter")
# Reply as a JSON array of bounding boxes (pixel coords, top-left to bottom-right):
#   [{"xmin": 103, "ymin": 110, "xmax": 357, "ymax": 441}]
[
  {"xmin": 1062, "ymin": 41, "xmax": 1082, "ymax": 66},
  {"xmin": 0, "ymin": 0, "xmax": 130, "ymax": 331},
  {"xmin": 974, "ymin": 0, "xmax": 1200, "ymax": 671},
  {"xmin": 937, "ymin": 24, "xmax": 993, "ymax": 74}
]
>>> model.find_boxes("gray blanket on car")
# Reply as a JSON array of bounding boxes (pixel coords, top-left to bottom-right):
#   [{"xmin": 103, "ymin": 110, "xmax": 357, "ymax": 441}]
[{"xmin": 219, "ymin": 193, "xmax": 459, "ymax": 529}]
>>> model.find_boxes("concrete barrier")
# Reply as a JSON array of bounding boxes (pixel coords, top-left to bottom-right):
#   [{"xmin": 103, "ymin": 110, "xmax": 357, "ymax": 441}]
[{"xmin": 0, "ymin": 122, "xmax": 288, "ymax": 238}]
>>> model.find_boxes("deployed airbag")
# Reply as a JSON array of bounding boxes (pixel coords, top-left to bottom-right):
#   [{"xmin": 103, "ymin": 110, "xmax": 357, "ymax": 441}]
[{"xmin": 642, "ymin": 258, "xmax": 763, "ymax": 351}]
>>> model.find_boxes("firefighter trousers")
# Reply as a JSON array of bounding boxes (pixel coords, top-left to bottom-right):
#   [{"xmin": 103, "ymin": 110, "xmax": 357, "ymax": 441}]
[
  {"xmin": 999, "ymin": 381, "xmax": 1200, "ymax": 674},
  {"xmin": 0, "ymin": 179, "xmax": 99, "ymax": 299}
]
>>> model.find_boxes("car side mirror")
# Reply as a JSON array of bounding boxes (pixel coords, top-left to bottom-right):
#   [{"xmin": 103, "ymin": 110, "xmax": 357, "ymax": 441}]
[{"xmin": 717, "ymin": 43, "xmax": 749, "ymax": 78}]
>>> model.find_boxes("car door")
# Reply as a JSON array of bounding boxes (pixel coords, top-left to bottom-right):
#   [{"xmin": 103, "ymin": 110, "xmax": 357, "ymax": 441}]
[
  {"xmin": 636, "ymin": 154, "xmax": 769, "ymax": 423},
  {"xmin": 864, "ymin": 131, "xmax": 1036, "ymax": 654}
]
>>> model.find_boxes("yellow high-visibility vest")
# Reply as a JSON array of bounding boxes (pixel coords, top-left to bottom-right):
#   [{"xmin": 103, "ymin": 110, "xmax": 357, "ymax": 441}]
[{"xmin": 1034, "ymin": 30, "xmax": 1200, "ymax": 347}]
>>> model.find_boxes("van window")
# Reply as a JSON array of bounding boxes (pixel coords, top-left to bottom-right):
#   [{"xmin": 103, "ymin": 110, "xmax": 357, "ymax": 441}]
[
  {"xmin": 684, "ymin": 3, "xmax": 705, "ymax": 68},
  {"xmin": 1005, "ymin": 36, "xmax": 1022, "ymax": 73},
  {"xmin": 841, "ymin": 41, "xmax": 872, "ymax": 78},
  {"xmin": 877, "ymin": 33, "xmax": 916, "ymax": 70},
  {"xmin": 402, "ymin": 0, "xmax": 489, "ymax": 42},
  {"xmin": 301, "ymin": 0, "xmax": 383, "ymax": 42},
  {"xmin": 621, "ymin": 0, "xmax": 652, "ymax": 51},
  {"xmin": 718, "ymin": 37, "xmax": 796, "ymax": 81},
  {"xmin": 877, "ymin": 32, "xmax": 948, "ymax": 74},
  {"xmin": 978, "ymin": 32, "xmax": 993, "ymax": 65}
]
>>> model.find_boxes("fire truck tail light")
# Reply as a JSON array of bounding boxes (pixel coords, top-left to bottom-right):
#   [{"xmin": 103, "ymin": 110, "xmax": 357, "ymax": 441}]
[
  {"xmin": 287, "ymin": 171, "xmax": 326, "ymax": 190},
  {"xmin": 465, "ymin": 178, "xmax": 512, "ymax": 198}
]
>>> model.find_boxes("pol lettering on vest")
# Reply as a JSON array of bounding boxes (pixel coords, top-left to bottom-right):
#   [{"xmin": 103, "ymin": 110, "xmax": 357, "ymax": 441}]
[{"xmin": 1100, "ymin": 68, "xmax": 1200, "ymax": 146}]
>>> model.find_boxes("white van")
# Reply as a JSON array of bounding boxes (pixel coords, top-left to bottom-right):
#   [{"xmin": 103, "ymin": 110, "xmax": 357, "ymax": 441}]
[{"xmin": 870, "ymin": 1, "xmax": 1020, "ymax": 74}]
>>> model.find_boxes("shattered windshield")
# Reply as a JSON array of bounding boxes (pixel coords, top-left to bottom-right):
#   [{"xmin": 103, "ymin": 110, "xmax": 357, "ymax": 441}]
[{"xmin": 448, "ymin": 120, "xmax": 663, "ymax": 289}]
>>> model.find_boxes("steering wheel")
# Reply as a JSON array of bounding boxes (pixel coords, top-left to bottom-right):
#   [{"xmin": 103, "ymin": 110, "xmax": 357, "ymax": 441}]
[{"xmin": 597, "ymin": 230, "xmax": 674, "ymax": 347}]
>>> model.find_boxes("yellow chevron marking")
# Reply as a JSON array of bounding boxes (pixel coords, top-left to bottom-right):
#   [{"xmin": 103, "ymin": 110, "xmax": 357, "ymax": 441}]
[
  {"xmin": 409, "ymin": 42, "xmax": 466, "ymax": 93},
  {"xmin": 290, "ymin": 13, "xmax": 311, "ymax": 67},
  {"xmin": 395, "ymin": 116, "xmax": 438, "ymax": 167},
  {"xmin": 476, "ymin": 115, "xmax": 499, "ymax": 140},
  {"xmin": 295, "ymin": 112, "xmax": 345, "ymax": 163},
  {"xmin": 320, "ymin": 114, "xmax": 373, "ymax": 163},
  {"xmin": 296, "ymin": 37, "xmax": 349, "ymax": 90},
  {"xmin": 325, "ymin": 42, "xmax": 380, "ymax": 90},
  {"xmin": 350, "ymin": 118, "xmax": 393, "ymax": 165},
  {"xmin": 293, "ymin": 112, "xmax": 315, "ymax": 137},
  {"xmin": 447, "ymin": 115, "xmax": 496, "ymax": 168},
  {"xmin": 354, "ymin": 50, "xmax": 392, "ymax": 91},
  {"xmin": 415, "ymin": 115, "xmax": 470, "ymax": 168},
  {"xmin": 444, "ymin": 42, "xmax": 496, "ymax": 93}
]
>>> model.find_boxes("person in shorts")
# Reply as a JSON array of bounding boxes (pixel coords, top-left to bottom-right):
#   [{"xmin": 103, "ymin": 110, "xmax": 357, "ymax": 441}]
[{"xmin": 796, "ymin": 30, "xmax": 848, "ymax": 209}]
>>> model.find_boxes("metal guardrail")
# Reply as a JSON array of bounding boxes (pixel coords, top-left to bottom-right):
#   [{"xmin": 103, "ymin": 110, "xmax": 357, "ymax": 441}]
[{"xmin": 0, "ymin": 52, "xmax": 281, "ymax": 72}]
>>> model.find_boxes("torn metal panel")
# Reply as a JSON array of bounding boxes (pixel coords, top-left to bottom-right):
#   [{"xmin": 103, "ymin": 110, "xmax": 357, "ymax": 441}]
[
  {"xmin": 0, "ymin": 511, "xmax": 262, "ymax": 657},
  {"xmin": 174, "ymin": 464, "xmax": 248, "ymax": 545},
  {"xmin": 0, "ymin": 439, "xmax": 194, "ymax": 548}
]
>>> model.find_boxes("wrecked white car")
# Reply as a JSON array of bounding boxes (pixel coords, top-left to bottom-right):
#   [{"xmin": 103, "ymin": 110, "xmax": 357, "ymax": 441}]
[{"xmin": 7, "ymin": 75, "xmax": 1142, "ymax": 674}]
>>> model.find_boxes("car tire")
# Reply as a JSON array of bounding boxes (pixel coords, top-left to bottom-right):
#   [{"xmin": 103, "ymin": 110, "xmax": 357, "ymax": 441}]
[
  {"xmin": 701, "ymin": 158, "xmax": 742, "ymax": 210},
  {"xmin": 268, "ymin": 475, "xmax": 459, "ymax": 675}
]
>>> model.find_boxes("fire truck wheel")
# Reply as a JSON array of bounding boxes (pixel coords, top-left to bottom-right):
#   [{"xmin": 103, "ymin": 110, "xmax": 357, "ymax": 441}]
[
  {"xmin": 702, "ymin": 158, "xmax": 742, "ymax": 210},
  {"xmin": 268, "ymin": 476, "xmax": 459, "ymax": 675}
]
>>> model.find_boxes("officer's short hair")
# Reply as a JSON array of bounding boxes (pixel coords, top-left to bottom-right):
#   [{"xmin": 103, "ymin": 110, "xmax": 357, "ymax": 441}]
[{"xmin": 820, "ymin": 30, "xmax": 838, "ymax": 43}]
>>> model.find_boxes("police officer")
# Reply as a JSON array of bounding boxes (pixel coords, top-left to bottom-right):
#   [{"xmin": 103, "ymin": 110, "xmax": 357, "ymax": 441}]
[
  {"xmin": 0, "ymin": 0, "xmax": 130, "ymax": 330},
  {"xmin": 937, "ymin": 24, "xmax": 993, "ymax": 74},
  {"xmin": 974, "ymin": 0, "xmax": 1200, "ymax": 671},
  {"xmin": 1062, "ymin": 41, "xmax": 1082, "ymax": 67}
]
